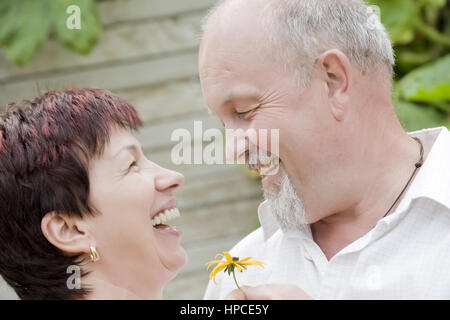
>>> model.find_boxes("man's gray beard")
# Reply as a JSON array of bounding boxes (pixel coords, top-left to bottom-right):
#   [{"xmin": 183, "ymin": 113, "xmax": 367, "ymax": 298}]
[{"xmin": 263, "ymin": 169, "xmax": 309, "ymax": 230}]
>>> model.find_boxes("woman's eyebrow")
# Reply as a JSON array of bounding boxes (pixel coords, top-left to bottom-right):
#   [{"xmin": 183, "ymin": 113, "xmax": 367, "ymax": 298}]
[{"xmin": 113, "ymin": 144, "xmax": 142, "ymax": 159}]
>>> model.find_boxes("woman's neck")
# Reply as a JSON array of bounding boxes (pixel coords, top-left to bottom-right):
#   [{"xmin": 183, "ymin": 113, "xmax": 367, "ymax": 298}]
[{"xmin": 82, "ymin": 273, "xmax": 163, "ymax": 300}]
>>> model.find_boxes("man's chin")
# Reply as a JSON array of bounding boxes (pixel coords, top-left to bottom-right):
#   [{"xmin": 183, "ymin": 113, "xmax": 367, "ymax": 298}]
[
  {"xmin": 261, "ymin": 162, "xmax": 284, "ymax": 190},
  {"xmin": 263, "ymin": 166, "xmax": 310, "ymax": 229}
]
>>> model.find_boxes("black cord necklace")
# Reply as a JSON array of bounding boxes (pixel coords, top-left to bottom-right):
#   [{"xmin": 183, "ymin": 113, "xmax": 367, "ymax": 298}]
[{"xmin": 382, "ymin": 137, "xmax": 424, "ymax": 218}]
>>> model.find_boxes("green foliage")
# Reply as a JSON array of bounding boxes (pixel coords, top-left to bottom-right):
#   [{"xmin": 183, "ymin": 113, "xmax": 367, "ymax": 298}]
[
  {"xmin": 393, "ymin": 100, "xmax": 447, "ymax": 130},
  {"xmin": 0, "ymin": 0, "xmax": 101, "ymax": 66},
  {"xmin": 369, "ymin": 0, "xmax": 450, "ymax": 132},
  {"xmin": 240, "ymin": 164, "xmax": 261, "ymax": 180},
  {"xmin": 397, "ymin": 54, "xmax": 450, "ymax": 102},
  {"xmin": 1, "ymin": 1, "xmax": 51, "ymax": 66},
  {"xmin": 371, "ymin": 0, "xmax": 420, "ymax": 44},
  {"xmin": 50, "ymin": 0, "xmax": 101, "ymax": 54}
]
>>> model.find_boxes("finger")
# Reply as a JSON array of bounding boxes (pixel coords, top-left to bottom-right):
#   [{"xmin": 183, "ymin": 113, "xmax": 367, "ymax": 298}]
[{"xmin": 239, "ymin": 285, "xmax": 271, "ymax": 300}]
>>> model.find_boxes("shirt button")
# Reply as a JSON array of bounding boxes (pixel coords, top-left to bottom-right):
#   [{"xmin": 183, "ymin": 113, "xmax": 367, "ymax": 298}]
[{"xmin": 304, "ymin": 250, "xmax": 313, "ymax": 261}]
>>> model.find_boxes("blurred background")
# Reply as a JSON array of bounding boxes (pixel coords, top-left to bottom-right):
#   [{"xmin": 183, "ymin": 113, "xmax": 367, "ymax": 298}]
[{"xmin": 0, "ymin": 0, "xmax": 449, "ymax": 299}]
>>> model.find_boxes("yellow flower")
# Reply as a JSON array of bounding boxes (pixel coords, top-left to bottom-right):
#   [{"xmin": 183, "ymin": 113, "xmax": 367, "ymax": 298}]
[{"xmin": 205, "ymin": 251, "xmax": 264, "ymax": 289}]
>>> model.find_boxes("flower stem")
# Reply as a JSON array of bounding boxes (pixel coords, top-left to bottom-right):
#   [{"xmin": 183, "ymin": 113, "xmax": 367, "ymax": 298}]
[{"xmin": 232, "ymin": 269, "xmax": 241, "ymax": 290}]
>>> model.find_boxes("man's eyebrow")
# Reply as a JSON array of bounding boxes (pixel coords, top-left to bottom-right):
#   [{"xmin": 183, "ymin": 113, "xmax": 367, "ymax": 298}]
[
  {"xmin": 113, "ymin": 144, "xmax": 143, "ymax": 159},
  {"xmin": 220, "ymin": 89, "xmax": 261, "ymax": 108}
]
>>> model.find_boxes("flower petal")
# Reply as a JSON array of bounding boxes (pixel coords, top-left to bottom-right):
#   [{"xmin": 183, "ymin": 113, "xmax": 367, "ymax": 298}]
[
  {"xmin": 205, "ymin": 260, "xmax": 225, "ymax": 269},
  {"xmin": 238, "ymin": 263, "xmax": 248, "ymax": 270},
  {"xmin": 209, "ymin": 263, "xmax": 228, "ymax": 283},
  {"xmin": 243, "ymin": 260, "xmax": 264, "ymax": 268},
  {"xmin": 224, "ymin": 252, "xmax": 233, "ymax": 263},
  {"xmin": 238, "ymin": 257, "xmax": 252, "ymax": 263}
]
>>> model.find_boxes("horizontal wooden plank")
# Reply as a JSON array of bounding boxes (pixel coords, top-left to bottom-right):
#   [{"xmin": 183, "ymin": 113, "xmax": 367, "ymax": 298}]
[
  {"xmin": 0, "ymin": 52, "xmax": 199, "ymax": 107},
  {"xmin": 180, "ymin": 232, "xmax": 252, "ymax": 275},
  {"xmin": 135, "ymin": 113, "xmax": 222, "ymax": 152},
  {"xmin": 175, "ymin": 198, "xmax": 261, "ymax": 244},
  {"xmin": 0, "ymin": 11, "xmax": 204, "ymax": 81},
  {"xmin": 116, "ymin": 78, "xmax": 207, "ymax": 125},
  {"xmin": 175, "ymin": 168, "xmax": 262, "ymax": 212},
  {"xmin": 99, "ymin": 0, "xmax": 215, "ymax": 26},
  {"xmin": 140, "ymin": 132, "xmax": 262, "ymax": 184},
  {"xmin": 163, "ymin": 269, "xmax": 209, "ymax": 299},
  {"xmin": 144, "ymin": 147, "xmax": 238, "ymax": 180}
]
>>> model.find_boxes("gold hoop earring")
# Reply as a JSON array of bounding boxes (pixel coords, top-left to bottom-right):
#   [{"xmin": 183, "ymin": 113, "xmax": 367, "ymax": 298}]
[{"xmin": 90, "ymin": 246, "xmax": 100, "ymax": 262}]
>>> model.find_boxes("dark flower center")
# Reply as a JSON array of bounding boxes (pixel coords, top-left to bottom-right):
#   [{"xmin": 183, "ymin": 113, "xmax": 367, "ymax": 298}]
[{"xmin": 232, "ymin": 257, "xmax": 239, "ymax": 261}]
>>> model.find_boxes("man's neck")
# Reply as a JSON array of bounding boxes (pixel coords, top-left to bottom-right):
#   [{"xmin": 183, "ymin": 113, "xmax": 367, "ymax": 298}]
[{"xmin": 311, "ymin": 129, "xmax": 430, "ymax": 261}]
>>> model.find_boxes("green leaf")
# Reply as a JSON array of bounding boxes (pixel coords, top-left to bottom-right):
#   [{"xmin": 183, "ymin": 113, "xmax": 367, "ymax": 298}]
[
  {"xmin": 397, "ymin": 54, "xmax": 450, "ymax": 102},
  {"xmin": 2, "ymin": 1, "xmax": 51, "ymax": 66},
  {"xmin": 240, "ymin": 164, "xmax": 261, "ymax": 180},
  {"xmin": 427, "ymin": 101, "xmax": 450, "ymax": 114},
  {"xmin": 423, "ymin": 0, "xmax": 446, "ymax": 7},
  {"xmin": 0, "ymin": 1, "xmax": 22, "ymax": 45},
  {"xmin": 394, "ymin": 100, "xmax": 446, "ymax": 132},
  {"xmin": 367, "ymin": 0, "xmax": 420, "ymax": 44},
  {"xmin": 50, "ymin": 0, "xmax": 101, "ymax": 54}
]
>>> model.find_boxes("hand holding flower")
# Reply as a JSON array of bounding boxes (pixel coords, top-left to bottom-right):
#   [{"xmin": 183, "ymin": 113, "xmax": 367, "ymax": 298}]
[{"xmin": 225, "ymin": 284, "xmax": 313, "ymax": 300}]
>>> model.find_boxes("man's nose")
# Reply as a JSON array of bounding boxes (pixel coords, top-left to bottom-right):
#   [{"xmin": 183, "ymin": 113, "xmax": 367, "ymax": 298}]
[{"xmin": 154, "ymin": 166, "xmax": 184, "ymax": 192}]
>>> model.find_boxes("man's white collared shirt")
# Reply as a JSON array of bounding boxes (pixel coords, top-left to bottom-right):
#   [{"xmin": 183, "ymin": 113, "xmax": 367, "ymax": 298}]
[{"xmin": 203, "ymin": 126, "xmax": 450, "ymax": 299}]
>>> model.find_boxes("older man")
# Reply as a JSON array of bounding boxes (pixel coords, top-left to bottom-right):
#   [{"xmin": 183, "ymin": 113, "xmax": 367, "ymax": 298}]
[{"xmin": 199, "ymin": 0, "xmax": 450, "ymax": 299}]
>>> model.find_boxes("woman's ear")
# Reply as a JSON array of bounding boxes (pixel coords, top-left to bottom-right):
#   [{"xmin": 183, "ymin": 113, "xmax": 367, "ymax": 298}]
[
  {"xmin": 316, "ymin": 49, "xmax": 352, "ymax": 121},
  {"xmin": 41, "ymin": 211, "xmax": 91, "ymax": 255}
]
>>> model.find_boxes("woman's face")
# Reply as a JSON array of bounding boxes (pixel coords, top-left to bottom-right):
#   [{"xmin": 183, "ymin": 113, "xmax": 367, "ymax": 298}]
[{"xmin": 86, "ymin": 126, "xmax": 186, "ymax": 289}]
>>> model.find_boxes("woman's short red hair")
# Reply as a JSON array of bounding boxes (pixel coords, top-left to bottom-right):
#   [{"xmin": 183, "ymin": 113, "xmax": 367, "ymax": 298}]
[{"xmin": 0, "ymin": 88, "xmax": 142, "ymax": 299}]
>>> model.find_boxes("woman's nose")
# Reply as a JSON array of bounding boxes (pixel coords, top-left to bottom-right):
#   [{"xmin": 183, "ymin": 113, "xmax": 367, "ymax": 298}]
[{"xmin": 154, "ymin": 167, "xmax": 184, "ymax": 192}]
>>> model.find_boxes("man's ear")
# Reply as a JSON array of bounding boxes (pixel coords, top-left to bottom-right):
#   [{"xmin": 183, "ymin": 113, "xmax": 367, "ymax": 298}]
[
  {"xmin": 316, "ymin": 49, "xmax": 352, "ymax": 121},
  {"xmin": 41, "ymin": 211, "xmax": 91, "ymax": 255}
]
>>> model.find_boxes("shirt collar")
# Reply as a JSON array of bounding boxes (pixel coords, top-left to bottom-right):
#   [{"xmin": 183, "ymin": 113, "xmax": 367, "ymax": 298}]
[
  {"xmin": 392, "ymin": 126, "xmax": 450, "ymax": 215},
  {"xmin": 258, "ymin": 199, "xmax": 312, "ymax": 241},
  {"xmin": 257, "ymin": 126, "xmax": 450, "ymax": 241},
  {"xmin": 257, "ymin": 200, "xmax": 279, "ymax": 241}
]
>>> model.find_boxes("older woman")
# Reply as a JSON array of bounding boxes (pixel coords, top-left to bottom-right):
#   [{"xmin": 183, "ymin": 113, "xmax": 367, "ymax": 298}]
[{"xmin": 0, "ymin": 88, "xmax": 186, "ymax": 299}]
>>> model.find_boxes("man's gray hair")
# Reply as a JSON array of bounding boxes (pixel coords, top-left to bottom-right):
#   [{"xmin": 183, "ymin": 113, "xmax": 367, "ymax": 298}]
[{"xmin": 203, "ymin": 0, "xmax": 395, "ymax": 88}]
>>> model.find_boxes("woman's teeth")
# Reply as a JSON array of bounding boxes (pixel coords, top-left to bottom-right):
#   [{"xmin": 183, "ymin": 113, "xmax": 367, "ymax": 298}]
[{"xmin": 151, "ymin": 208, "xmax": 181, "ymax": 227}]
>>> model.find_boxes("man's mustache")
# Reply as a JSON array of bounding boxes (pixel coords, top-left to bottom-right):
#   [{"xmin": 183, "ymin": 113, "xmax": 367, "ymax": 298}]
[{"xmin": 245, "ymin": 149, "xmax": 280, "ymax": 176}]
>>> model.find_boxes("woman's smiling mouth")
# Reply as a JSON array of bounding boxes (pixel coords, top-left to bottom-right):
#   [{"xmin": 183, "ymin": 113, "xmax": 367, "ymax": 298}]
[
  {"xmin": 151, "ymin": 207, "xmax": 181, "ymax": 227},
  {"xmin": 151, "ymin": 204, "xmax": 182, "ymax": 237}
]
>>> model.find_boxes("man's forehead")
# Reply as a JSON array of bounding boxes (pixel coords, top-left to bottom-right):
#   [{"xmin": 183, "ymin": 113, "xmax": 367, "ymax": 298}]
[
  {"xmin": 201, "ymin": 0, "xmax": 268, "ymax": 53},
  {"xmin": 204, "ymin": 0, "xmax": 263, "ymax": 28}
]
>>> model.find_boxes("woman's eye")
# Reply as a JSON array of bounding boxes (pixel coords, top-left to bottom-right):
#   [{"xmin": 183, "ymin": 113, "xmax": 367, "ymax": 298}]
[{"xmin": 129, "ymin": 160, "xmax": 137, "ymax": 169}]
